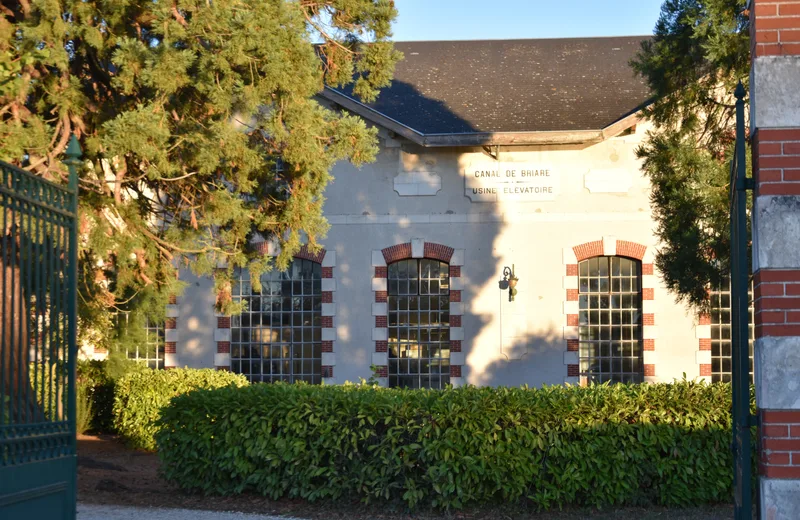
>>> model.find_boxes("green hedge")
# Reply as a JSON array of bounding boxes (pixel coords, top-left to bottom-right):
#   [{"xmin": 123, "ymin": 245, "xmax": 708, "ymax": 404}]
[
  {"xmin": 114, "ymin": 367, "xmax": 248, "ymax": 450},
  {"xmin": 156, "ymin": 381, "xmax": 756, "ymax": 509}
]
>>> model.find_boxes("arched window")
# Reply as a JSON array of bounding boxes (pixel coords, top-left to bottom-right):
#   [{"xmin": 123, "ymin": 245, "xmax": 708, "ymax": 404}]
[
  {"xmin": 230, "ymin": 258, "xmax": 322, "ymax": 383},
  {"xmin": 388, "ymin": 258, "xmax": 450, "ymax": 389},
  {"xmin": 578, "ymin": 256, "xmax": 643, "ymax": 384}
]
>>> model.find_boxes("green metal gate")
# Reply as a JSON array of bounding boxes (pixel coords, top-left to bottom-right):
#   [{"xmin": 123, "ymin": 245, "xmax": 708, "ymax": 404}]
[
  {"xmin": 0, "ymin": 137, "xmax": 80, "ymax": 519},
  {"xmin": 729, "ymin": 83, "xmax": 757, "ymax": 520}
]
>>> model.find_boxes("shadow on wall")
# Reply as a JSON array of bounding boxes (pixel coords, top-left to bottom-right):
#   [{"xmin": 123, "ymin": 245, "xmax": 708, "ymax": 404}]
[
  {"xmin": 468, "ymin": 325, "xmax": 564, "ymax": 387},
  {"xmin": 327, "ymin": 80, "xmax": 574, "ymax": 388}
]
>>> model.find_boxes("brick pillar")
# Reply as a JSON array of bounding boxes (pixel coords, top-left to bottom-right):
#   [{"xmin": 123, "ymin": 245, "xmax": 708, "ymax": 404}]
[{"xmin": 751, "ymin": 1, "xmax": 800, "ymax": 516}]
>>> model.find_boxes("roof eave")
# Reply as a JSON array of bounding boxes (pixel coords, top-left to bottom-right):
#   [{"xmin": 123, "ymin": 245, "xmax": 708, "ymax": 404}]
[{"xmin": 321, "ymin": 87, "xmax": 644, "ymax": 148}]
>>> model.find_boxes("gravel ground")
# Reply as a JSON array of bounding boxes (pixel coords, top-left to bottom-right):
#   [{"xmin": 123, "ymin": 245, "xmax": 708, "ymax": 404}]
[{"xmin": 77, "ymin": 503, "xmax": 307, "ymax": 520}]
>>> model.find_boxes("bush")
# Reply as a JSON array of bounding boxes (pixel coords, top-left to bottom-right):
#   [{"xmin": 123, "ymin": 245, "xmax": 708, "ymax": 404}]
[
  {"xmin": 78, "ymin": 357, "xmax": 143, "ymax": 433},
  {"xmin": 114, "ymin": 367, "xmax": 248, "ymax": 450},
  {"xmin": 156, "ymin": 381, "xmax": 756, "ymax": 510}
]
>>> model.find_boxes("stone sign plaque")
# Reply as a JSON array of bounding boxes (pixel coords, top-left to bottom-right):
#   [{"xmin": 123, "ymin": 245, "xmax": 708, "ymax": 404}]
[{"xmin": 464, "ymin": 162, "xmax": 559, "ymax": 202}]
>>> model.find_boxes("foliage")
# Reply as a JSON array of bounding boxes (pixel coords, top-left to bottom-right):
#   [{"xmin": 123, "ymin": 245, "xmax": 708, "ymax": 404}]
[
  {"xmin": 1, "ymin": 1, "xmax": 401, "ymax": 351},
  {"xmin": 75, "ymin": 380, "xmax": 93, "ymax": 435},
  {"xmin": 631, "ymin": 0, "xmax": 751, "ymax": 310},
  {"xmin": 156, "ymin": 381, "xmax": 756, "ymax": 510},
  {"xmin": 77, "ymin": 357, "xmax": 143, "ymax": 432},
  {"xmin": 114, "ymin": 367, "xmax": 248, "ymax": 450}
]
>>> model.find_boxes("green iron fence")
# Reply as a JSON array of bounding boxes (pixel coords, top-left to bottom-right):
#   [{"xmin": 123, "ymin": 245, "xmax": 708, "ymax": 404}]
[
  {"xmin": 0, "ymin": 137, "xmax": 80, "ymax": 519},
  {"xmin": 729, "ymin": 83, "xmax": 756, "ymax": 520}
]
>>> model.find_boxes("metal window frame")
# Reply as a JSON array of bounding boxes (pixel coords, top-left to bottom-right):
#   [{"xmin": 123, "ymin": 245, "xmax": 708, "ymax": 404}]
[
  {"xmin": 229, "ymin": 258, "xmax": 323, "ymax": 384},
  {"xmin": 577, "ymin": 256, "xmax": 644, "ymax": 384},
  {"xmin": 387, "ymin": 258, "xmax": 451, "ymax": 389}
]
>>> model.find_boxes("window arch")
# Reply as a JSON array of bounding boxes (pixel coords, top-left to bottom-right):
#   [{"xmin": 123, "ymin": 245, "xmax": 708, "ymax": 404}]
[
  {"xmin": 578, "ymin": 256, "xmax": 643, "ymax": 383},
  {"xmin": 387, "ymin": 258, "xmax": 450, "ymax": 389},
  {"xmin": 230, "ymin": 258, "xmax": 322, "ymax": 383}
]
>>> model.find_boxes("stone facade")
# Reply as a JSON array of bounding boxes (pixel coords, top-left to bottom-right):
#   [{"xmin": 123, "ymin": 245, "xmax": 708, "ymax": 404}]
[
  {"xmin": 167, "ymin": 116, "xmax": 711, "ymax": 388},
  {"xmin": 751, "ymin": 1, "xmax": 800, "ymax": 517}
]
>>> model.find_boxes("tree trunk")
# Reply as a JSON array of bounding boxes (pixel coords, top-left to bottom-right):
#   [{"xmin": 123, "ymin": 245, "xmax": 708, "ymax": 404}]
[{"xmin": 1, "ymin": 232, "xmax": 46, "ymax": 424}]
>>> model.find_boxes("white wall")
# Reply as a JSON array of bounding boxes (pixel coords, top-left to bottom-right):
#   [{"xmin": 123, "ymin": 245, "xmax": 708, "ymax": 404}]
[{"xmin": 174, "ymin": 121, "xmax": 703, "ymax": 387}]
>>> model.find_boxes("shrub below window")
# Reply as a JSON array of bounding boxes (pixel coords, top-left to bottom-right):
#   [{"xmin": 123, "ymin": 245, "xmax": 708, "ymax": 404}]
[
  {"xmin": 114, "ymin": 367, "xmax": 248, "ymax": 450},
  {"xmin": 156, "ymin": 381, "xmax": 756, "ymax": 509}
]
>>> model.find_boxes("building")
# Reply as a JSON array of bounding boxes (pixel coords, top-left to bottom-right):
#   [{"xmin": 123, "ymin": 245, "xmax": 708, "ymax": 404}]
[{"xmin": 109, "ymin": 36, "xmax": 744, "ymax": 388}]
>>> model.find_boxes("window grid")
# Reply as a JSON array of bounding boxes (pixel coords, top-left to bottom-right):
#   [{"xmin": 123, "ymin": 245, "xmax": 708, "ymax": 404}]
[
  {"xmin": 388, "ymin": 259, "xmax": 450, "ymax": 389},
  {"xmin": 126, "ymin": 317, "xmax": 166, "ymax": 370},
  {"xmin": 230, "ymin": 259, "xmax": 322, "ymax": 384},
  {"xmin": 578, "ymin": 256, "xmax": 643, "ymax": 384},
  {"xmin": 710, "ymin": 279, "xmax": 754, "ymax": 383}
]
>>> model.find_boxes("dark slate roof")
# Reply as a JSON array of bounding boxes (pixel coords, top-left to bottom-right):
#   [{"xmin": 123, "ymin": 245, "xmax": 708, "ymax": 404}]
[{"xmin": 328, "ymin": 36, "xmax": 652, "ymax": 134}]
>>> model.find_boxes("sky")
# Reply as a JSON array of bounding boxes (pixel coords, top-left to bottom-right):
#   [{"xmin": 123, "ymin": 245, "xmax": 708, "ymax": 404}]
[{"xmin": 391, "ymin": 0, "xmax": 665, "ymax": 41}]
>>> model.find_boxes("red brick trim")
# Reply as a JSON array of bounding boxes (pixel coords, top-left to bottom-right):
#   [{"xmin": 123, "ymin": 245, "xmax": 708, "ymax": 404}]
[
  {"xmin": 253, "ymin": 241, "xmax": 327, "ymax": 264},
  {"xmin": 450, "ymin": 340, "xmax": 462, "ymax": 352},
  {"xmin": 450, "ymin": 290, "xmax": 462, "ymax": 302},
  {"xmin": 450, "ymin": 315, "xmax": 462, "ymax": 327},
  {"xmin": 321, "ymin": 366, "xmax": 334, "ymax": 378},
  {"xmin": 642, "ymin": 263, "xmax": 654, "ymax": 276},
  {"xmin": 699, "ymin": 338, "xmax": 711, "ymax": 350},
  {"xmin": 644, "ymin": 339, "xmax": 655, "ymax": 351},
  {"xmin": 753, "ymin": 129, "xmax": 800, "ymax": 194},
  {"xmin": 217, "ymin": 316, "xmax": 230, "ymax": 329},
  {"xmin": 567, "ymin": 339, "xmax": 579, "ymax": 351},
  {"xmin": 322, "ymin": 267, "xmax": 333, "ymax": 278},
  {"xmin": 644, "ymin": 364, "xmax": 656, "ymax": 377},
  {"xmin": 700, "ymin": 364, "xmax": 711, "ymax": 377},
  {"xmin": 643, "ymin": 288, "xmax": 654, "ymax": 301},
  {"xmin": 566, "ymin": 289, "xmax": 578, "ymax": 301},
  {"xmin": 374, "ymin": 266, "xmax": 388, "ymax": 278},
  {"xmin": 375, "ymin": 291, "xmax": 387, "ymax": 303},
  {"xmin": 165, "ymin": 342, "xmax": 176, "ymax": 354},
  {"xmin": 381, "ymin": 242, "xmax": 455, "ymax": 263},
  {"xmin": 566, "ymin": 264, "xmax": 578, "ymax": 276},
  {"xmin": 216, "ymin": 366, "xmax": 230, "ymax": 371},
  {"xmin": 322, "ymin": 341, "xmax": 333, "ymax": 353},
  {"xmin": 322, "ymin": 291, "xmax": 334, "ymax": 303},
  {"xmin": 165, "ymin": 318, "xmax": 177, "ymax": 330},
  {"xmin": 292, "ymin": 244, "xmax": 326, "ymax": 264},
  {"xmin": 754, "ymin": 269, "xmax": 800, "ymax": 337},
  {"xmin": 450, "ymin": 365, "xmax": 462, "ymax": 378},
  {"xmin": 375, "ymin": 365, "xmax": 388, "ymax": 378},
  {"xmin": 573, "ymin": 240, "xmax": 604, "ymax": 262},
  {"xmin": 449, "ymin": 265, "xmax": 461, "ymax": 278},
  {"xmin": 567, "ymin": 364, "xmax": 579, "ymax": 377},
  {"xmin": 567, "ymin": 314, "xmax": 579, "ymax": 326},
  {"xmin": 699, "ymin": 313, "xmax": 711, "ymax": 325},
  {"xmin": 382, "ymin": 243, "xmax": 413, "ymax": 263},
  {"xmin": 616, "ymin": 240, "xmax": 647, "ymax": 260},
  {"xmin": 759, "ymin": 409, "xmax": 800, "ymax": 478},
  {"xmin": 168, "ymin": 295, "xmax": 178, "ymax": 305},
  {"xmin": 375, "ymin": 316, "xmax": 387, "ymax": 328},
  {"xmin": 217, "ymin": 341, "xmax": 230, "ymax": 354},
  {"xmin": 643, "ymin": 313, "xmax": 655, "ymax": 326},
  {"xmin": 375, "ymin": 341, "xmax": 388, "ymax": 353},
  {"xmin": 321, "ymin": 316, "xmax": 333, "ymax": 328},
  {"xmin": 424, "ymin": 243, "xmax": 455, "ymax": 262}
]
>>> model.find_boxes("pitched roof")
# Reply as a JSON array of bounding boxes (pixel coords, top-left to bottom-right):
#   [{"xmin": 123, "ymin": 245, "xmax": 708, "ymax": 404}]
[{"xmin": 322, "ymin": 36, "xmax": 653, "ymax": 147}]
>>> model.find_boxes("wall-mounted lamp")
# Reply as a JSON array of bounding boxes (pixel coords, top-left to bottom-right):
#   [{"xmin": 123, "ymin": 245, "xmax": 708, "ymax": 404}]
[{"xmin": 501, "ymin": 264, "xmax": 519, "ymax": 302}]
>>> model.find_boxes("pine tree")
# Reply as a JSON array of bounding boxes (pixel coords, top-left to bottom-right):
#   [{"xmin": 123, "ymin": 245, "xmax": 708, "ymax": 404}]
[
  {"xmin": 1, "ymin": 1, "xmax": 401, "ymax": 349},
  {"xmin": 631, "ymin": 0, "xmax": 750, "ymax": 310}
]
